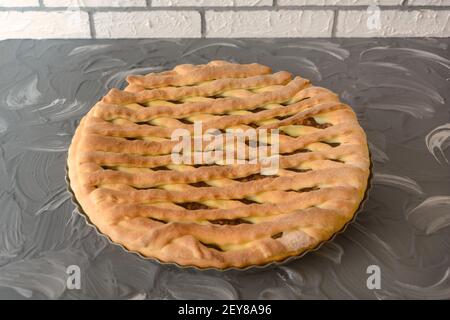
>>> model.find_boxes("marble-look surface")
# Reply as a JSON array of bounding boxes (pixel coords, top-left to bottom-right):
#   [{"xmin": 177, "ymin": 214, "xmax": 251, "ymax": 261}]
[{"xmin": 0, "ymin": 39, "xmax": 449, "ymax": 299}]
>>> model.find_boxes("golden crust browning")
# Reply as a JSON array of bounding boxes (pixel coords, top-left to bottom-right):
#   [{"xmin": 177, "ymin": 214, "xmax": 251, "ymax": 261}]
[{"xmin": 67, "ymin": 60, "xmax": 370, "ymax": 269}]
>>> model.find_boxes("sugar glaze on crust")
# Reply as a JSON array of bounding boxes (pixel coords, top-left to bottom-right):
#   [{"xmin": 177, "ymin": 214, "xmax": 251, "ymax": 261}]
[{"xmin": 68, "ymin": 60, "xmax": 370, "ymax": 269}]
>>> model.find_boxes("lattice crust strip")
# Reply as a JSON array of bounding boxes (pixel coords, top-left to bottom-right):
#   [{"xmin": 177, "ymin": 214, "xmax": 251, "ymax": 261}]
[{"xmin": 68, "ymin": 60, "xmax": 370, "ymax": 269}]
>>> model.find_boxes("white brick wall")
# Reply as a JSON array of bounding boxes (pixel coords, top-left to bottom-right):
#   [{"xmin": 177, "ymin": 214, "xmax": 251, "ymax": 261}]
[
  {"xmin": 205, "ymin": 10, "xmax": 334, "ymax": 37},
  {"xmin": 278, "ymin": 0, "xmax": 402, "ymax": 5},
  {"xmin": 0, "ymin": 0, "xmax": 39, "ymax": 6},
  {"xmin": 408, "ymin": 0, "xmax": 450, "ymax": 5},
  {"xmin": 152, "ymin": 0, "xmax": 272, "ymax": 6},
  {"xmin": 0, "ymin": 0, "xmax": 449, "ymax": 38},
  {"xmin": 336, "ymin": 10, "xmax": 450, "ymax": 37},
  {"xmin": 0, "ymin": 11, "xmax": 90, "ymax": 39},
  {"xmin": 94, "ymin": 11, "xmax": 201, "ymax": 38},
  {"xmin": 43, "ymin": 0, "xmax": 147, "ymax": 6}
]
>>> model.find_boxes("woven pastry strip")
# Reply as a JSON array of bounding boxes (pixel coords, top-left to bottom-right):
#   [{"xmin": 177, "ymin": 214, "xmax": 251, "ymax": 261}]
[{"xmin": 68, "ymin": 60, "xmax": 370, "ymax": 269}]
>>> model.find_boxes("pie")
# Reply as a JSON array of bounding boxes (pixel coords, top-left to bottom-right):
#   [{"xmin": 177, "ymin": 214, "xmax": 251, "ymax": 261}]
[{"xmin": 67, "ymin": 60, "xmax": 370, "ymax": 269}]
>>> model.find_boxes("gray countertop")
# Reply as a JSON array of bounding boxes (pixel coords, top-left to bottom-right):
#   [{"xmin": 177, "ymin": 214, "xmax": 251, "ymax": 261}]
[{"xmin": 0, "ymin": 38, "xmax": 449, "ymax": 299}]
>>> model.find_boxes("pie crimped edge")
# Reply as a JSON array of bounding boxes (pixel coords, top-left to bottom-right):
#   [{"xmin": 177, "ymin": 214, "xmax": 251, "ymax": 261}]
[{"xmin": 67, "ymin": 60, "xmax": 371, "ymax": 269}]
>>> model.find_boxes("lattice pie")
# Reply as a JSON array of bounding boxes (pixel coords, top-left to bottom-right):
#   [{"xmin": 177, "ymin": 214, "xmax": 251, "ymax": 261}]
[{"xmin": 67, "ymin": 60, "xmax": 370, "ymax": 269}]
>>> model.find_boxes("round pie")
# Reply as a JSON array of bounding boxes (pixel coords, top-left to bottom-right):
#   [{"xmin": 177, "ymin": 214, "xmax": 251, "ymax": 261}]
[{"xmin": 67, "ymin": 60, "xmax": 370, "ymax": 269}]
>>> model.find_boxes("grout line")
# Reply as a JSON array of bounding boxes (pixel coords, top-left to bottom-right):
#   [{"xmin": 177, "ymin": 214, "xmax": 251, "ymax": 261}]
[
  {"xmin": 199, "ymin": 9, "xmax": 206, "ymax": 39},
  {"xmin": 1, "ymin": 36, "xmax": 447, "ymax": 40},
  {"xmin": 88, "ymin": 11, "xmax": 96, "ymax": 39},
  {"xmin": 146, "ymin": 0, "xmax": 152, "ymax": 7},
  {"xmin": 38, "ymin": 0, "xmax": 44, "ymax": 7},
  {"xmin": 331, "ymin": 9, "xmax": 338, "ymax": 38},
  {"xmin": 273, "ymin": 0, "xmax": 278, "ymax": 7},
  {"xmin": 1, "ymin": 6, "xmax": 450, "ymax": 12}
]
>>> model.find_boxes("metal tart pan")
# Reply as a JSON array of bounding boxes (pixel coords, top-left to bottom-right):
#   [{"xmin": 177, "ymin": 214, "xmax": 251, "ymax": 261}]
[{"xmin": 65, "ymin": 154, "xmax": 372, "ymax": 272}]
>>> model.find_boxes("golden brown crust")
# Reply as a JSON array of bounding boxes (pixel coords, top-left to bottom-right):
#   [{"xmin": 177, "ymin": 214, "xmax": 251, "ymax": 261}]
[{"xmin": 67, "ymin": 60, "xmax": 370, "ymax": 269}]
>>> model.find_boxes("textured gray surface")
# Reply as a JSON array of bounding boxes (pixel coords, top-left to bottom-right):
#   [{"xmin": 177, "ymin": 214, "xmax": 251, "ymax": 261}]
[{"xmin": 0, "ymin": 38, "xmax": 449, "ymax": 299}]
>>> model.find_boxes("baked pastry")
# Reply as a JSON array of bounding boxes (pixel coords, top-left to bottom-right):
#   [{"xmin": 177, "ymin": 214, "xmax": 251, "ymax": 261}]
[{"xmin": 67, "ymin": 60, "xmax": 370, "ymax": 269}]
